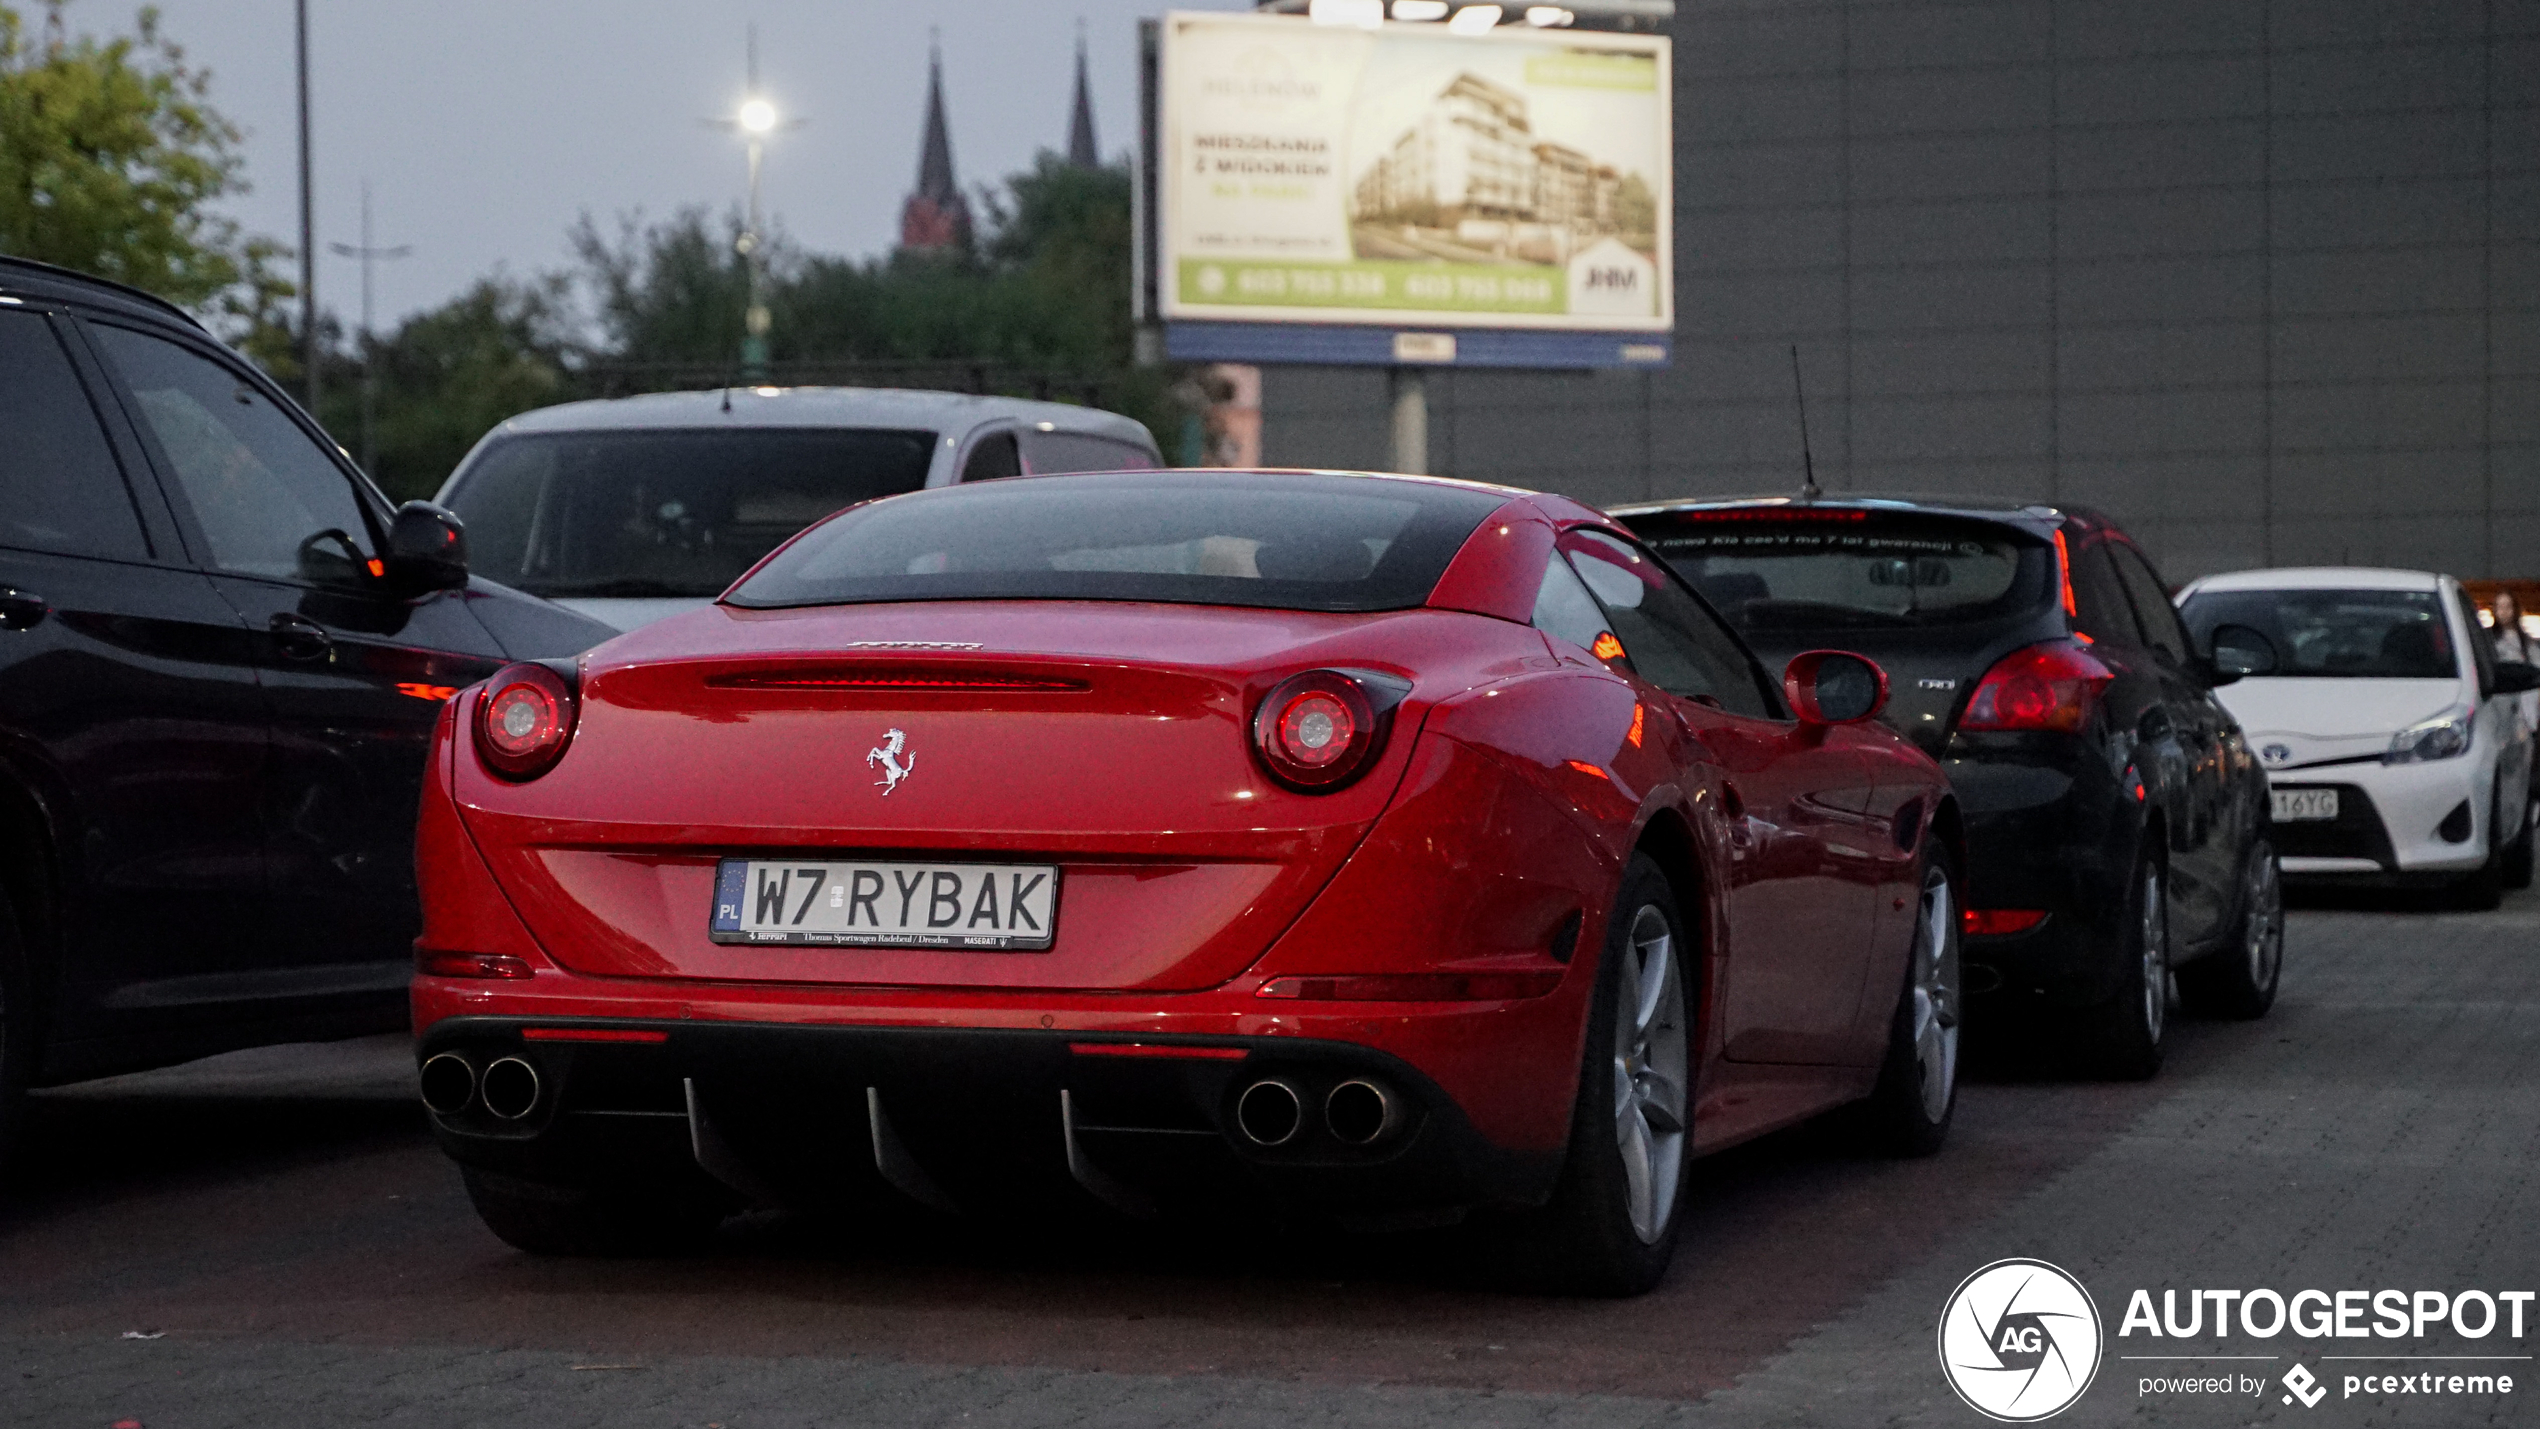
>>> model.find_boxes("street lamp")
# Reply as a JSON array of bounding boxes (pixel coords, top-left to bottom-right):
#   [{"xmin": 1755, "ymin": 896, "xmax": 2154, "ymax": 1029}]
[
  {"xmin": 326, "ymin": 180, "xmax": 411, "ymax": 477},
  {"xmin": 708, "ymin": 26, "xmax": 802, "ymax": 380}
]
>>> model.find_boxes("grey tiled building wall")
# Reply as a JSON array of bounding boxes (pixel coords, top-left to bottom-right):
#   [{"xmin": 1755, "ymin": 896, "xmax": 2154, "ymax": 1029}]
[{"xmin": 1254, "ymin": 0, "xmax": 2539, "ymax": 581}]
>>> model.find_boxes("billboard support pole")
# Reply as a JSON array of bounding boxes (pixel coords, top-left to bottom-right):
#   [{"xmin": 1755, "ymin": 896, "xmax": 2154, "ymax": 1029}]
[{"xmin": 1389, "ymin": 367, "xmax": 1428, "ymax": 475}]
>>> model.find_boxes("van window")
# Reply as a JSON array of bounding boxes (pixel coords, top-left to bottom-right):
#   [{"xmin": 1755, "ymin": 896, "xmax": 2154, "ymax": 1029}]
[
  {"xmin": 959, "ymin": 432, "xmax": 1024, "ymax": 482},
  {"xmin": 1023, "ymin": 429, "xmax": 1156, "ymax": 474},
  {"xmin": 444, "ymin": 427, "xmax": 936, "ymax": 599}
]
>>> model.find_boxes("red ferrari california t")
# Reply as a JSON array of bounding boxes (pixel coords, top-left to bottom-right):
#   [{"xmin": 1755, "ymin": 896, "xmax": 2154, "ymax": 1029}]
[{"xmin": 413, "ymin": 470, "xmax": 1961, "ymax": 1294}]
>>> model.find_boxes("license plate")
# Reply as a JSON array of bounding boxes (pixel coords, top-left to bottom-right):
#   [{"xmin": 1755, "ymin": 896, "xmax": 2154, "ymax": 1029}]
[
  {"xmin": 2272, "ymin": 789, "xmax": 2339, "ymax": 822},
  {"xmin": 709, "ymin": 859, "xmax": 1058, "ymax": 950}
]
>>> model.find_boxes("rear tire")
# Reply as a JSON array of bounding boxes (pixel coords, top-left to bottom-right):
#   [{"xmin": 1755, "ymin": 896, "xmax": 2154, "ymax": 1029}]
[
  {"xmin": 1514, "ymin": 855, "xmax": 1690, "ymax": 1297},
  {"xmin": 2177, "ymin": 838, "xmax": 2283, "ymax": 1019},
  {"xmin": 0, "ymin": 884, "xmax": 28, "ymax": 1187},
  {"xmin": 1849, "ymin": 846, "xmax": 1960, "ymax": 1157},
  {"xmin": 462, "ymin": 1166, "xmax": 727, "ymax": 1257},
  {"xmin": 2452, "ymin": 807, "xmax": 2507, "ymax": 911},
  {"xmin": 2081, "ymin": 853, "xmax": 2168, "ymax": 1080}
]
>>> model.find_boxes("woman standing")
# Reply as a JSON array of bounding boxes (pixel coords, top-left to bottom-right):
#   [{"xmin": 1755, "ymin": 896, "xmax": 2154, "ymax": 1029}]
[
  {"xmin": 2496, "ymin": 589, "xmax": 2538, "ymax": 799},
  {"xmin": 2495, "ymin": 589, "xmax": 2535, "ymax": 664}
]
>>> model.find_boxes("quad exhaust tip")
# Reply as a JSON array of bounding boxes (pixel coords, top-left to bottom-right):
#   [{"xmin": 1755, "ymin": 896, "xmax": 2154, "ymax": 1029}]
[
  {"xmin": 418, "ymin": 1053, "xmax": 477, "ymax": 1116},
  {"xmin": 479, "ymin": 1056, "xmax": 542, "ymax": 1121},
  {"xmin": 1324, "ymin": 1079, "xmax": 1406, "ymax": 1147},
  {"xmin": 1234, "ymin": 1078, "xmax": 1305, "ymax": 1146}
]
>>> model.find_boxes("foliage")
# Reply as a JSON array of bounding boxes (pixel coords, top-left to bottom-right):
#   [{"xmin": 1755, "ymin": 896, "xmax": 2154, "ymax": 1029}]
[
  {"xmin": 0, "ymin": 1, "xmax": 287, "ymax": 323},
  {"xmin": 328, "ymin": 153, "xmax": 1176, "ymax": 500},
  {"xmin": 318, "ymin": 274, "xmax": 576, "ymax": 502}
]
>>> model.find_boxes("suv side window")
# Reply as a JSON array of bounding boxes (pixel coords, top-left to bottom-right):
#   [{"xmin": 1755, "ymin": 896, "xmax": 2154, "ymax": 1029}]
[
  {"xmin": 0, "ymin": 310, "xmax": 151, "ymax": 560},
  {"xmin": 87, "ymin": 323, "xmax": 378, "ymax": 585},
  {"xmin": 2109, "ymin": 543, "xmax": 2191, "ymax": 662},
  {"xmin": 1564, "ymin": 529, "xmax": 1773, "ymax": 718},
  {"xmin": 2068, "ymin": 541, "xmax": 2142, "ymax": 648}
]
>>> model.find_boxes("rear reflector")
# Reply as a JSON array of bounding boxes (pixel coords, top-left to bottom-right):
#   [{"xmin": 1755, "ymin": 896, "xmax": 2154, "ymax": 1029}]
[
  {"xmin": 418, "ymin": 951, "xmax": 536, "ymax": 980},
  {"xmin": 520, "ymin": 1027, "xmax": 670, "ymax": 1044},
  {"xmin": 1067, "ymin": 1042, "xmax": 1249, "ymax": 1060},
  {"xmin": 1961, "ymin": 909, "xmax": 2049, "ymax": 937},
  {"xmin": 705, "ymin": 669, "xmax": 1088, "ymax": 693},
  {"xmin": 1257, "ymin": 972, "xmax": 1563, "ymax": 1001}
]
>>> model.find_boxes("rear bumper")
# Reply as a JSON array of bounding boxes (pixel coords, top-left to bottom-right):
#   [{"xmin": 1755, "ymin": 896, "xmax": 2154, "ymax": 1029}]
[
  {"xmin": 1945, "ymin": 751, "xmax": 2139, "ymax": 1009},
  {"xmin": 417, "ymin": 1012, "xmax": 1563, "ymax": 1220}
]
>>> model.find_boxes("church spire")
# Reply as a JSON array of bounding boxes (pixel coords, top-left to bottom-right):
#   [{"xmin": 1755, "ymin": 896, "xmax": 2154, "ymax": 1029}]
[
  {"xmin": 1065, "ymin": 22, "xmax": 1098, "ymax": 169},
  {"xmin": 900, "ymin": 33, "xmax": 973, "ymax": 252}
]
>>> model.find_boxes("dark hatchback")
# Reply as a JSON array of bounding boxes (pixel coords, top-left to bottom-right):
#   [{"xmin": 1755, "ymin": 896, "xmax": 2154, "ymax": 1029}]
[
  {"xmin": 1612, "ymin": 496, "xmax": 2279, "ymax": 1077},
  {"xmin": 0, "ymin": 257, "xmax": 612, "ymax": 1159}
]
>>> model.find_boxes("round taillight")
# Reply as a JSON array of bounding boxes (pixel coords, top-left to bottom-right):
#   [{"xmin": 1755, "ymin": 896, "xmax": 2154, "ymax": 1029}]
[
  {"xmin": 1275, "ymin": 691, "xmax": 1358, "ymax": 769},
  {"xmin": 473, "ymin": 663, "xmax": 577, "ymax": 780},
  {"xmin": 1253, "ymin": 671, "xmax": 1394, "ymax": 792}
]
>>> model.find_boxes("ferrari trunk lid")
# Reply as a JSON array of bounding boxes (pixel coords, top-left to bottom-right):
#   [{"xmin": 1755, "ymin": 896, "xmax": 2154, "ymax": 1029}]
[{"xmin": 452, "ymin": 601, "xmax": 1450, "ymax": 992}]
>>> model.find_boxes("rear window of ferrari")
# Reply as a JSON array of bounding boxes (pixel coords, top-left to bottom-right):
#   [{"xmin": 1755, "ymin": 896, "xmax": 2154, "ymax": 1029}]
[
  {"xmin": 1625, "ymin": 508, "xmax": 2054, "ymax": 633},
  {"xmin": 724, "ymin": 470, "xmax": 1510, "ymax": 614}
]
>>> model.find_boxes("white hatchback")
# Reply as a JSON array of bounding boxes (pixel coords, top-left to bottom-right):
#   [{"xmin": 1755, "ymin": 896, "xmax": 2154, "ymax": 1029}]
[{"xmin": 2177, "ymin": 567, "xmax": 2539, "ymax": 906}]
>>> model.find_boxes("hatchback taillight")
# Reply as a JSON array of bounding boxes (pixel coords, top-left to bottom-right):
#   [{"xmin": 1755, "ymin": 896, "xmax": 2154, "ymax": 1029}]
[
  {"xmin": 1959, "ymin": 640, "xmax": 2113, "ymax": 734},
  {"xmin": 473, "ymin": 662, "xmax": 578, "ymax": 780},
  {"xmin": 1252, "ymin": 669, "xmax": 1408, "ymax": 792}
]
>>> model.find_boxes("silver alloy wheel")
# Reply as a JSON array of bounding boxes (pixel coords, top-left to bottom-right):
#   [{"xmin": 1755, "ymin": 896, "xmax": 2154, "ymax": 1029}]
[
  {"xmin": 1911, "ymin": 864, "xmax": 1961, "ymax": 1124},
  {"xmin": 2140, "ymin": 863, "xmax": 2169, "ymax": 1044},
  {"xmin": 2243, "ymin": 847, "xmax": 2283, "ymax": 991},
  {"xmin": 1612, "ymin": 903, "xmax": 1689, "ymax": 1245}
]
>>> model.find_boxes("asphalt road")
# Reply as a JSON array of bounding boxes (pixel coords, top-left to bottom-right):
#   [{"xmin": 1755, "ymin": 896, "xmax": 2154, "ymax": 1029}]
[{"xmin": 3, "ymin": 886, "xmax": 2533, "ymax": 1428}]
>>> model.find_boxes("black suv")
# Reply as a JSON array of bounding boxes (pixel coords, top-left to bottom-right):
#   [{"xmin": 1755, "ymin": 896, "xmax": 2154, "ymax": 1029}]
[
  {"xmin": 1612, "ymin": 495, "xmax": 2278, "ymax": 1078},
  {"xmin": 0, "ymin": 257, "xmax": 611, "ymax": 1163}
]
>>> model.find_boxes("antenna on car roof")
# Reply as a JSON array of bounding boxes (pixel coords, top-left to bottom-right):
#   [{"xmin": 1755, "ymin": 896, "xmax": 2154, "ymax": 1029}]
[{"xmin": 1789, "ymin": 345, "xmax": 1821, "ymax": 505}]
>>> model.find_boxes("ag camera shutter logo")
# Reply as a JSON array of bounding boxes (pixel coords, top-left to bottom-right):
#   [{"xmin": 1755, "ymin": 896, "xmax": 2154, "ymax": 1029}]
[{"xmin": 1939, "ymin": 1259, "xmax": 2105, "ymax": 1421}]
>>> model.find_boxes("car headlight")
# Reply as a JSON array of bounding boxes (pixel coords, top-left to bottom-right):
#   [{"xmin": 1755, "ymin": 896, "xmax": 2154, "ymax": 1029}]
[{"xmin": 2386, "ymin": 706, "xmax": 2474, "ymax": 764}]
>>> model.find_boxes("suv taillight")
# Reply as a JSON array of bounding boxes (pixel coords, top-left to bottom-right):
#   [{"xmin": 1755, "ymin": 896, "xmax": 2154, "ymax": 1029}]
[
  {"xmin": 473, "ymin": 662, "xmax": 578, "ymax": 780},
  {"xmin": 1960, "ymin": 641, "xmax": 2113, "ymax": 734},
  {"xmin": 1252, "ymin": 669, "xmax": 1409, "ymax": 792}
]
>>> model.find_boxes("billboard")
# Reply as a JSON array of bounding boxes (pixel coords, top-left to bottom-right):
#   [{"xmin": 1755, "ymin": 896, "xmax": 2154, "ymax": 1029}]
[{"xmin": 1154, "ymin": 11, "xmax": 1671, "ymax": 365}]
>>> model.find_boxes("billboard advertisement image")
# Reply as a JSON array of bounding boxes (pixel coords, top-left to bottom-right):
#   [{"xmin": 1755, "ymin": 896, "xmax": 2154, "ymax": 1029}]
[{"xmin": 1159, "ymin": 11, "xmax": 1672, "ymax": 336}]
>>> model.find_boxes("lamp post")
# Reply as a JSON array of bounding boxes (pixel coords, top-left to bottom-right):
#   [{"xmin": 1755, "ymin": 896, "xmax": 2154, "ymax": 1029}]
[
  {"xmin": 327, "ymin": 182, "xmax": 411, "ymax": 476},
  {"xmin": 737, "ymin": 92, "xmax": 775, "ymax": 378},
  {"xmin": 296, "ymin": 0, "xmax": 318, "ymax": 411},
  {"xmin": 710, "ymin": 27, "xmax": 800, "ymax": 381}
]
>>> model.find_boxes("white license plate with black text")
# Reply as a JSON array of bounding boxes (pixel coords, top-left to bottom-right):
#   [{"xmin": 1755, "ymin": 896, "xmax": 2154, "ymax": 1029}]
[
  {"xmin": 2272, "ymin": 789, "xmax": 2339, "ymax": 823},
  {"xmin": 710, "ymin": 859, "xmax": 1058, "ymax": 950}
]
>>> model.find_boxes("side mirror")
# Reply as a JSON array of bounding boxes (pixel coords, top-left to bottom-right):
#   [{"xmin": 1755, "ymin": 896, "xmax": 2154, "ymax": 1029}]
[
  {"xmin": 2206, "ymin": 623, "xmax": 2278, "ymax": 679},
  {"xmin": 1783, "ymin": 650, "xmax": 1889, "ymax": 725},
  {"xmin": 385, "ymin": 501, "xmax": 469, "ymax": 593},
  {"xmin": 2494, "ymin": 660, "xmax": 2540, "ymax": 696}
]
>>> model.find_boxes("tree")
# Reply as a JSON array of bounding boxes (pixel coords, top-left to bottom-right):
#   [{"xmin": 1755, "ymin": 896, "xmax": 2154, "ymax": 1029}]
[
  {"xmin": 332, "ymin": 274, "xmax": 576, "ymax": 502},
  {"xmin": 570, "ymin": 206, "xmax": 757, "ymax": 367},
  {"xmin": 0, "ymin": 2, "xmax": 287, "ymax": 327}
]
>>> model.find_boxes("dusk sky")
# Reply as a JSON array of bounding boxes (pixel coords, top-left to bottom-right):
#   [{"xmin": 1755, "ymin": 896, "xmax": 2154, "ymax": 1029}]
[{"xmin": 128, "ymin": 0, "xmax": 1250, "ymax": 329}]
